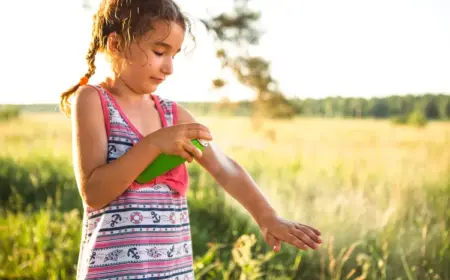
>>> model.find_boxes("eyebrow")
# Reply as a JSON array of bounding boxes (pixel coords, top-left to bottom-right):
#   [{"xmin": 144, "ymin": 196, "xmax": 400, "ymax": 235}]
[{"xmin": 154, "ymin": 41, "xmax": 181, "ymax": 53}]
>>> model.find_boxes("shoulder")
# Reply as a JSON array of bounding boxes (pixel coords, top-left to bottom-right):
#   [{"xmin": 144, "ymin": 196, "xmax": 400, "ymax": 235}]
[
  {"xmin": 71, "ymin": 85, "xmax": 102, "ymax": 114},
  {"xmin": 174, "ymin": 102, "xmax": 197, "ymax": 124},
  {"xmin": 71, "ymin": 85, "xmax": 105, "ymax": 128}
]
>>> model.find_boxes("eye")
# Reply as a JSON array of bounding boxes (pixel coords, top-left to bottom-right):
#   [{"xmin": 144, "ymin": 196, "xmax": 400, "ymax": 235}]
[{"xmin": 153, "ymin": 51, "xmax": 163, "ymax": 56}]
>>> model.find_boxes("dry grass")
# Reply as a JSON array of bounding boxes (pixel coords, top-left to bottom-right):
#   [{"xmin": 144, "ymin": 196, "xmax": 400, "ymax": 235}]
[{"xmin": 1, "ymin": 113, "xmax": 449, "ymax": 279}]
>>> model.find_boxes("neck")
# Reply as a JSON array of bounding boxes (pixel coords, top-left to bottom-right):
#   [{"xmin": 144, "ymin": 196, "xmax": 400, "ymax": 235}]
[{"xmin": 102, "ymin": 76, "xmax": 152, "ymax": 104}]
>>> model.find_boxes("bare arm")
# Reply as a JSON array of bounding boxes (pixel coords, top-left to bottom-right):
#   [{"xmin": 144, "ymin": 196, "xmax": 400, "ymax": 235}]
[
  {"xmin": 177, "ymin": 105, "xmax": 322, "ymax": 252},
  {"xmin": 176, "ymin": 106, "xmax": 276, "ymax": 225},
  {"xmin": 71, "ymin": 86, "xmax": 160, "ymax": 210}
]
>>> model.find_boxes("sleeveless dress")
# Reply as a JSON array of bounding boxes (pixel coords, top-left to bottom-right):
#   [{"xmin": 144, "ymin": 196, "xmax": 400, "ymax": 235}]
[{"xmin": 76, "ymin": 85, "xmax": 194, "ymax": 280}]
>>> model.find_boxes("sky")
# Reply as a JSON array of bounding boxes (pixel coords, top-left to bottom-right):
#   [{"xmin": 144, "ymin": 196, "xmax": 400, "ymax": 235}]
[{"xmin": 1, "ymin": 0, "xmax": 449, "ymax": 104}]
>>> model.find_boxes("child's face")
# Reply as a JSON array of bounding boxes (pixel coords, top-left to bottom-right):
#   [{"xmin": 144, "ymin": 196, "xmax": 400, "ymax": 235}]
[{"xmin": 117, "ymin": 20, "xmax": 185, "ymax": 94}]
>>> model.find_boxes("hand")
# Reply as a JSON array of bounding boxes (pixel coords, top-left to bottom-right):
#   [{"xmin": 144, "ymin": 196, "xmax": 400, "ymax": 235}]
[
  {"xmin": 258, "ymin": 214, "xmax": 322, "ymax": 253},
  {"xmin": 145, "ymin": 123, "xmax": 213, "ymax": 162}
]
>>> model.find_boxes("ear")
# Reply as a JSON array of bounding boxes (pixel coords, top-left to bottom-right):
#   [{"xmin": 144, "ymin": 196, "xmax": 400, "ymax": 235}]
[{"xmin": 106, "ymin": 32, "xmax": 122, "ymax": 56}]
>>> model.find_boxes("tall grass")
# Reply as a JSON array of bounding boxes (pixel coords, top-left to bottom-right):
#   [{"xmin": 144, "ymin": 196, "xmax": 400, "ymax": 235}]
[{"xmin": 1, "ymin": 113, "xmax": 449, "ymax": 279}]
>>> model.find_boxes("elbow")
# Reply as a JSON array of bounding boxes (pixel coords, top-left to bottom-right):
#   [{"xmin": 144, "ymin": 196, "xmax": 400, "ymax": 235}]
[
  {"xmin": 81, "ymin": 182, "xmax": 108, "ymax": 210},
  {"xmin": 84, "ymin": 198, "xmax": 107, "ymax": 211}
]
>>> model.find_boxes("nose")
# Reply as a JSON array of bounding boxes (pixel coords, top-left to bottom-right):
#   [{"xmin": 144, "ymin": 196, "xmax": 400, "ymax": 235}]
[{"xmin": 161, "ymin": 57, "xmax": 174, "ymax": 76}]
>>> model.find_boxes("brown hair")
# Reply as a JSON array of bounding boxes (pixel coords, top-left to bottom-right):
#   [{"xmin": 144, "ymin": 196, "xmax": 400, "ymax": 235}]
[{"xmin": 60, "ymin": 0, "xmax": 191, "ymax": 116}]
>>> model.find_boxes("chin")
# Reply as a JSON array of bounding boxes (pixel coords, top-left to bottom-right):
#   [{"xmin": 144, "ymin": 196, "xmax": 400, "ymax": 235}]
[{"xmin": 142, "ymin": 84, "xmax": 159, "ymax": 94}]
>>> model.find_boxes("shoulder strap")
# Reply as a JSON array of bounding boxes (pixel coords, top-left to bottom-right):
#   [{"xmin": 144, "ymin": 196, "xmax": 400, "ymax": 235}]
[
  {"xmin": 91, "ymin": 84, "xmax": 131, "ymax": 129},
  {"xmin": 155, "ymin": 95, "xmax": 178, "ymax": 127}
]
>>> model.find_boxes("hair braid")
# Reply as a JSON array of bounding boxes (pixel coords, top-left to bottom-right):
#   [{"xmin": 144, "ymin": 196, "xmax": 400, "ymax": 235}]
[{"xmin": 59, "ymin": 30, "xmax": 100, "ymax": 117}]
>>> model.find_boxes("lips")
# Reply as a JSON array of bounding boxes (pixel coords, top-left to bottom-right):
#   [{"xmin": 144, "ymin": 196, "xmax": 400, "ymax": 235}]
[{"xmin": 151, "ymin": 77, "xmax": 165, "ymax": 83}]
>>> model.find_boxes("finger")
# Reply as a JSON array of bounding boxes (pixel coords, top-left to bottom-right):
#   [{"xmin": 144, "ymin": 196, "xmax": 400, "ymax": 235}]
[
  {"xmin": 176, "ymin": 147, "xmax": 194, "ymax": 163},
  {"xmin": 298, "ymin": 223, "xmax": 321, "ymax": 236},
  {"xmin": 295, "ymin": 224, "xmax": 322, "ymax": 243},
  {"xmin": 185, "ymin": 129, "xmax": 213, "ymax": 141},
  {"xmin": 287, "ymin": 233, "xmax": 309, "ymax": 251},
  {"xmin": 290, "ymin": 227, "xmax": 319, "ymax": 250},
  {"xmin": 183, "ymin": 140, "xmax": 203, "ymax": 159},
  {"xmin": 185, "ymin": 123, "xmax": 211, "ymax": 133},
  {"xmin": 265, "ymin": 233, "xmax": 281, "ymax": 253}
]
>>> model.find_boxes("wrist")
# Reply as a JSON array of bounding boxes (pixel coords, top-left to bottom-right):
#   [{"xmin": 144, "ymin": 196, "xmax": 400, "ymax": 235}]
[
  {"xmin": 254, "ymin": 207, "xmax": 278, "ymax": 228},
  {"xmin": 143, "ymin": 134, "xmax": 162, "ymax": 155}
]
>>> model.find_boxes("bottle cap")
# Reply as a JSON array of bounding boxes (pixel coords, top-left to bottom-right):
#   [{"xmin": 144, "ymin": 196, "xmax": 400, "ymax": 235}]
[{"xmin": 197, "ymin": 139, "xmax": 209, "ymax": 147}]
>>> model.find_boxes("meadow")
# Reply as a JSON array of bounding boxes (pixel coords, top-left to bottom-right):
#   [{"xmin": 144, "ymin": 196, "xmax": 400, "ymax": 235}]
[{"xmin": 0, "ymin": 111, "xmax": 449, "ymax": 279}]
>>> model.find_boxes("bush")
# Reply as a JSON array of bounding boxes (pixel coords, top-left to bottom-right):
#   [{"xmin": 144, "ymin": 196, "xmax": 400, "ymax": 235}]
[
  {"xmin": 0, "ymin": 105, "xmax": 20, "ymax": 122},
  {"xmin": 391, "ymin": 111, "xmax": 428, "ymax": 127},
  {"xmin": 407, "ymin": 110, "xmax": 428, "ymax": 127},
  {"xmin": 391, "ymin": 115, "xmax": 408, "ymax": 125},
  {"xmin": 0, "ymin": 208, "xmax": 81, "ymax": 279},
  {"xmin": 0, "ymin": 156, "xmax": 81, "ymax": 213}
]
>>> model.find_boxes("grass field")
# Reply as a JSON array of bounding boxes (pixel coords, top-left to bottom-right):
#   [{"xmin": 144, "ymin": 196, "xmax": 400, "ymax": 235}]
[{"xmin": 1, "ymin": 112, "xmax": 449, "ymax": 279}]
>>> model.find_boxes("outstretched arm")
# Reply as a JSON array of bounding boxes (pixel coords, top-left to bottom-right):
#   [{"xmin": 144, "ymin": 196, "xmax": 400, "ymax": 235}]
[{"xmin": 177, "ymin": 105, "xmax": 322, "ymax": 252}]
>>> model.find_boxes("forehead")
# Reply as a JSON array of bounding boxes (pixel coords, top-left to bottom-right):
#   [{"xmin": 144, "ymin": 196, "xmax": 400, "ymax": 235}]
[{"xmin": 139, "ymin": 20, "xmax": 185, "ymax": 48}]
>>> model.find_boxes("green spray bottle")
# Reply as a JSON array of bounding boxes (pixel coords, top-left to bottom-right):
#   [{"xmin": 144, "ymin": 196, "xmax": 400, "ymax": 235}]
[{"xmin": 135, "ymin": 139, "xmax": 209, "ymax": 184}]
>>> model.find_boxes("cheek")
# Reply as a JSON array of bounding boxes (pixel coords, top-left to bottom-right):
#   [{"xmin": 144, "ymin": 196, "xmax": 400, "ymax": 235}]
[{"xmin": 135, "ymin": 51, "xmax": 159, "ymax": 69}]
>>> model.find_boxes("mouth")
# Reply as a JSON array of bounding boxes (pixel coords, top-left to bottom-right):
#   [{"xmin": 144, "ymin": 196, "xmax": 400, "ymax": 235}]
[{"xmin": 151, "ymin": 77, "xmax": 165, "ymax": 83}]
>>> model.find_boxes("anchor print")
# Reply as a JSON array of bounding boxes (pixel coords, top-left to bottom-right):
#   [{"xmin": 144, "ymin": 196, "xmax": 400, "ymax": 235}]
[
  {"xmin": 150, "ymin": 211, "xmax": 161, "ymax": 223},
  {"xmin": 108, "ymin": 144, "xmax": 117, "ymax": 156},
  {"xmin": 167, "ymin": 245, "xmax": 175, "ymax": 258},
  {"xmin": 89, "ymin": 252, "xmax": 97, "ymax": 265},
  {"xmin": 110, "ymin": 214, "xmax": 122, "ymax": 227},
  {"xmin": 88, "ymin": 251, "xmax": 106, "ymax": 265},
  {"xmin": 127, "ymin": 247, "xmax": 140, "ymax": 260}
]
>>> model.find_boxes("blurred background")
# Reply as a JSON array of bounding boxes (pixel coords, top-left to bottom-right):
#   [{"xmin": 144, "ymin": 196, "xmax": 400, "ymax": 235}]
[{"xmin": 1, "ymin": 0, "xmax": 449, "ymax": 279}]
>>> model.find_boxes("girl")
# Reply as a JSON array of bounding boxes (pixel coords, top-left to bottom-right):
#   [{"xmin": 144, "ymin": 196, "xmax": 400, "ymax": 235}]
[{"xmin": 61, "ymin": 0, "xmax": 322, "ymax": 279}]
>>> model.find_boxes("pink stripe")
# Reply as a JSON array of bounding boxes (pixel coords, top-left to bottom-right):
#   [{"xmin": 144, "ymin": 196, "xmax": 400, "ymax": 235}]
[
  {"xmin": 101, "ymin": 87, "xmax": 145, "ymax": 139},
  {"xmin": 110, "ymin": 124, "xmax": 133, "ymax": 131},
  {"xmin": 110, "ymin": 123, "xmax": 129, "ymax": 128},
  {"xmin": 172, "ymin": 101, "xmax": 178, "ymax": 125},
  {"xmin": 89, "ymin": 256, "xmax": 193, "ymax": 273},
  {"xmin": 109, "ymin": 128, "xmax": 135, "ymax": 135},
  {"xmin": 89, "ymin": 85, "xmax": 111, "ymax": 139},
  {"xmin": 95, "ymin": 236, "xmax": 191, "ymax": 249},
  {"xmin": 88, "ymin": 262, "xmax": 192, "ymax": 279},
  {"xmin": 152, "ymin": 95, "xmax": 168, "ymax": 127},
  {"xmin": 88, "ymin": 261, "xmax": 192, "ymax": 279}
]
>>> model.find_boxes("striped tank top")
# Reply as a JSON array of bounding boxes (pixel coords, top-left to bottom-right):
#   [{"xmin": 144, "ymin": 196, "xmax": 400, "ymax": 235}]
[{"xmin": 76, "ymin": 85, "xmax": 194, "ymax": 280}]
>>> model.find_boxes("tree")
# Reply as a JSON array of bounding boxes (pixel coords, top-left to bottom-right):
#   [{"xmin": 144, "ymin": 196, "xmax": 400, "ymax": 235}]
[{"xmin": 200, "ymin": 0, "xmax": 295, "ymax": 119}]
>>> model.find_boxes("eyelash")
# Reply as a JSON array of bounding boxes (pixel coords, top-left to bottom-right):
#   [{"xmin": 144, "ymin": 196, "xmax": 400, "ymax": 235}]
[{"xmin": 153, "ymin": 51, "xmax": 176, "ymax": 60}]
